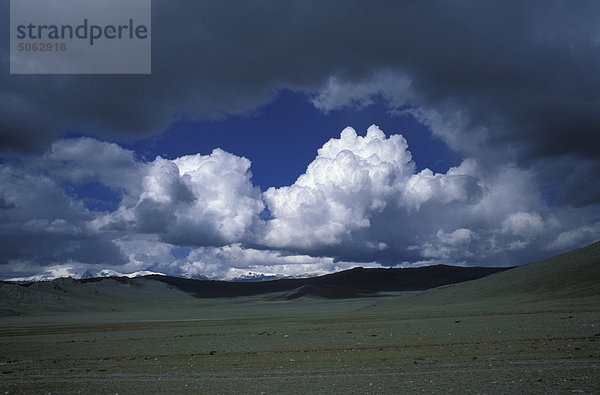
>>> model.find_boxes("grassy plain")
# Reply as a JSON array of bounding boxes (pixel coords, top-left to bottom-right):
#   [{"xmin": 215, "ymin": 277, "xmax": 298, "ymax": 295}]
[{"xmin": 1, "ymin": 242, "xmax": 599, "ymax": 393}]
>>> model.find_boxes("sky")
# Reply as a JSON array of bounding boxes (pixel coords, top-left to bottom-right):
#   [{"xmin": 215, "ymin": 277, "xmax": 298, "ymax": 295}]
[{"xmin": 1, "ymin": 0, "xmax": 600, "ymax": 280}]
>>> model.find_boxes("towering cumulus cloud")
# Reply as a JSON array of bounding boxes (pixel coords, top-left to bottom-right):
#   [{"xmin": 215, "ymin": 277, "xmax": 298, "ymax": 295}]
[
  {"xmin": 95, "ymin": 149, "xmax": 264, "ymax": 246},
  {"xmin": 261, "ymin": 126, "xmax": 568, "ymax": 266},
  {"xmin": 0, "ymin": 125, "xmax": 599, "ymax": 280},
  {"xmin": 263, "ymin": 125, "xmax": 414, "ymax": 248}
]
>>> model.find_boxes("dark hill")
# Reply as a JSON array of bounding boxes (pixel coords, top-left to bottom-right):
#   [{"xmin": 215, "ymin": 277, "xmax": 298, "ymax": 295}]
[
  {"xmin": 1, "ymin": 265, "xmax": 509, "ymax": 315},
  {"xmin": 129, "ymin": 265, "xmax": 508, "ymax": 298}
]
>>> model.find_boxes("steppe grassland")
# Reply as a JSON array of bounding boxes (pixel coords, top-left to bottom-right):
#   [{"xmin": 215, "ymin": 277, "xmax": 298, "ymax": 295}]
[{"xmin": 1, "ymin": 292, "xmax": 599, "ymax": 393}]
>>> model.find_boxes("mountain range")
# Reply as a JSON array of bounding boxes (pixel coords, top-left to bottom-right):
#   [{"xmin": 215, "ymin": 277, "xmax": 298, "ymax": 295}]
[{"xmin": 1, "ymin": 240, "xmax": 599, "ymax": 315}]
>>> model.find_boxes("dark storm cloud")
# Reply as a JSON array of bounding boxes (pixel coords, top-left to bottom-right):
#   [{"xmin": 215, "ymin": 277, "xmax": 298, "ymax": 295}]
[
  {"xmin": 1, "ymin": 0, "xmax": 600, "ymax": 279},
  {"xmin": 0, "ymin": 159, "xmax": 129, "ymax": 268},
  {"xmin": 3, "ymin": 1, "xmax": 598, "ymax": 165}
]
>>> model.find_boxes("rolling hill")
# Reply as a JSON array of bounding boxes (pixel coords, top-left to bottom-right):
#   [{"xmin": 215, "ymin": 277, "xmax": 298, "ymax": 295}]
[
  {"xmin": 1, "ymin": 265, "xmax": 506, "ymax": 314},
  {"xmin": 404, "ymin": 240, "xmax": 600, "ymax": 307},
  {"xmin": 1, "ymin": 240, "xmax": 599, "ymax": 315},
  {"xmin": 138, "ymin": 264, "xmax": 507, "ymax": 299}
]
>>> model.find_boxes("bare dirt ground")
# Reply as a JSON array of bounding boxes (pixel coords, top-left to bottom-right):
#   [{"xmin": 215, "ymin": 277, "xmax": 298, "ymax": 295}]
[{"xmin": 1, "ymin": 294, "xmax": 599, "ymax": 393}]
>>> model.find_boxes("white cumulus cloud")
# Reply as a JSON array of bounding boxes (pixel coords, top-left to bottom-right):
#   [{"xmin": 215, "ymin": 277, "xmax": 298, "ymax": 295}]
[
  {"xmin": 171, "ymin": 243, "xmax": 384, "ymax": 280},
  {"xmin": 263, "ymin": 125, "xmax": 414, "ymax": 248},
  {"xmin": 502, "ymin": 211, "xmax": 544, "ymax": 237},
  {"xmin": 96, "ymin": 148, "xmax": 264, "ymax": 246},
  {"xmin": 1, "ymin": 129, "xmax": 599, "ymax": 280}
]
